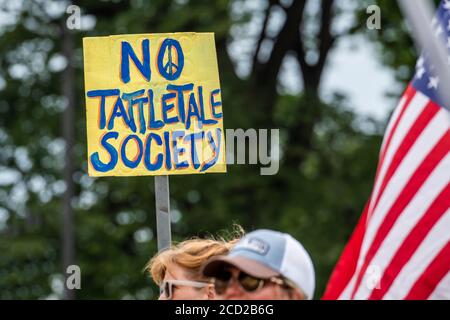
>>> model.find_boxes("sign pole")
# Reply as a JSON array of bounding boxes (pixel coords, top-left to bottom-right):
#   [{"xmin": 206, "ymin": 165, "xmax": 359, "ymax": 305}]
[
  {"xmin": 83, "ymin": 33, "xmax": 226, "ymax": 254},
  {"xmin": 397, "ymin": 0, "xmax": 450, "ymax": 111},
  {"xmin": 155, "ymin": 175, "xmax": 171, "ymax": 251}
]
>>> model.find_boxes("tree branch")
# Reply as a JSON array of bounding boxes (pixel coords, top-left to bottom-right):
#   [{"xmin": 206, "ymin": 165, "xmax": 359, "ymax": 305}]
[
  {"xmin": 295, "ymin": 0, "xmax": 336, "ymax": 91},
  {"xmin": 316, "ymin": 0, "xmax": 336, "ymax": 81},
  {"xmin": 252, "ymin": 0, "xmax": 307, "ymax": 88},
  {"xmin": 251, "ymin": 0, "xmax": 279, "ymax": 73},
  {"xmin": 295, "ymin": 24, "xmax": 309, "ymax": 79},
  {"xmin": 215, "ymin": 36, "xmax": 240, "ymax": 83}
]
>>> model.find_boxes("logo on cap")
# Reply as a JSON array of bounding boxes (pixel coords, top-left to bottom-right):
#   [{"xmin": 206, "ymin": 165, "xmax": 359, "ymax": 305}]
[{"xmin": 237, "ymin": 237, "xmax": 270, "ymax": 255}]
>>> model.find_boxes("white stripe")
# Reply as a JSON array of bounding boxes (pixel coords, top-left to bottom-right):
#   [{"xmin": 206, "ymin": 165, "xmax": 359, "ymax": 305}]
[
  {"xmin": 337, "ymin": 93, "xmax": 414, "ymax": 300},
  {"xmin": 383, "ymin": 210, "xmax": 450, "ymax": 299},
  {"xmin": 340, "ymin": 93, "xmax": 426, "ymax": 299},
  {"xmin": 359, "ymin": 111, "xmax": 449, "ymax": 289},
  {"xmin": 353, "ymin": 152, "xmax": 450, "ymax": 299},
  {"xmin": 347, "ymin": 108, "xmax": 449, "ymax": 299},
  {"xmin": 368, "ymin": 92, "xmax": 429, "ymax": 215},
  {"xmin": 428, "ymin": 271, "xmax": 450, "ymax": 300},
  {"xmin": 338, "ymin": 275, "xmax": 357, "ymax": 300},
  {"xmin": 380, "ymin": 95, "xmax": 408, "ymax": 155}
]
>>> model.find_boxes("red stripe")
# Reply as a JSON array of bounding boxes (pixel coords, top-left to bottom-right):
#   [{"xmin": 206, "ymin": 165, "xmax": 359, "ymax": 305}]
[
  {"xmin": 368, "ymin": 183, "xmax": 450, "ymax": 299},
  {"xmin": 322, "ymin": 204, "xmax": 369, "ymax": 299},
  {"xmin": 405, "ymin": 241, "xmax": 450, "ymax": 300},
  {"xmin": 350, "ymin": 131, "xmax": 450, "ymax": 299},
  {"xmin": 379, "ymin": 85, "xmax": 416, "ymax": 161},
  {"xmin": 367, "ymin": 101, "xmax": 440, "ymax": 221},
  {"xmin": 369, "ymin": 87, "xmax": 416, "ymax": 198},
  {"xmin": 322, "ymin": 86, "xmax": 415, "ymax": 299}
]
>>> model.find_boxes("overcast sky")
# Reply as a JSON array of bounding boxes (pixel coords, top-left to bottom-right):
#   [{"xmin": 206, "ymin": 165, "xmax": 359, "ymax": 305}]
[
  {"xmin": 322, "ymin": 35, "xmax": 402, "ymax": 121},
  {"xmin": 228, "ymin": 0, "xmax": 405, "ymax": 123}
]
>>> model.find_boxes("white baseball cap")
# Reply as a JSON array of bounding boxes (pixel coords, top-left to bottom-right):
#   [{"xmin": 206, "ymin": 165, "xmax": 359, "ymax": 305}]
[{"xmin": 202, "ymin": 229, "xmax": 315, "ymax": 299}]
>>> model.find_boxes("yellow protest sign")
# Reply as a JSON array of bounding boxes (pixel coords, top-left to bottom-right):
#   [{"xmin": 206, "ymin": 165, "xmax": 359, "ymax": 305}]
[{"xmin": 83, "ymin": 32, "xmax": 226, "ymax": 176}]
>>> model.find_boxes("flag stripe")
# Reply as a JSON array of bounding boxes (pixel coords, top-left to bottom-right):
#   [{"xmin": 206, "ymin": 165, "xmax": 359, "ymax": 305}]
[
  {"xmin": 349, "ymin": 109, "xmax": 449, "ymax": 298},
  {"xmin": 321, "ymin": 205, "xmax": 369, "ymax": 299},
  {"xmin": 368, "ymin": 88, "xmax": 415, "ymax": 220},
  {"xmin": 351, "ymin": 111, "xmax": 450, "ymax": 299},
  {"xmin": 339, "ymin": 269, "xmax": 358, "ymax": 299},
  {"xmin": 404, "ymin": 241, "xmax": 450, "ymax": 299},
  {"xmin": 367, "ymin": 100, "xmax": 439, "ymax": 220},
  {"xmin": 355, "ymin": 150, "xmax": 450, "ymax": 299},
  {"xmin": 379, "ymin": 85, "xmax": 415, "ymax": 158},
  {"xmin": 368, "ymin": 92, "xmax": 430, "ymax": 215},
  {"xmin": 368, "ymin": 182, "xmax": 450, "ymax": 299},
  {"xmin": 335, "ymin": 103, "xmax": 449, "ymax": 300},
  {"xmin": 350, "ymin": 131, "xmax": 450, "ymax": 299},
  {"xmin": 428, "ymin": 271, "xmax": 450, "ymax": 300},
  {"xmin": 324, "ymin": 3, "xmax": 450, "ymax": 298},
  {"xmin": 384, "ymin": 209, "xmax": 450, "ymax": 299}
]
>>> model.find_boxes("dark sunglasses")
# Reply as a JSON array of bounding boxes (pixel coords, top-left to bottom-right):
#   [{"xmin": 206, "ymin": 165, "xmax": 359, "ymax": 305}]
[{"xmin": 213, "ymin": 270, "xmax": 286, "ymax": 295}]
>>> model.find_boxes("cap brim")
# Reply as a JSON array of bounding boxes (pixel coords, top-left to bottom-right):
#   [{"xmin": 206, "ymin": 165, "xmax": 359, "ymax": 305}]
[{"xmin": 202, "ymin": 255, "xmax": 280, "ymax": 279}]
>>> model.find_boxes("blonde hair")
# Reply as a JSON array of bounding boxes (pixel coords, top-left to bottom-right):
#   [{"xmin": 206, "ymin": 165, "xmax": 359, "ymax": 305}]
[{"xmin": 146, "ymin": 225, "xmax": 244, "ymax": 286}]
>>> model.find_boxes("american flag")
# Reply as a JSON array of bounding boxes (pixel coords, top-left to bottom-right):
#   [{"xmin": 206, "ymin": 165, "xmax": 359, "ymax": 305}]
[{"xmin": 323, "ymin": 1, "xmax": 450, "ymax": 300}]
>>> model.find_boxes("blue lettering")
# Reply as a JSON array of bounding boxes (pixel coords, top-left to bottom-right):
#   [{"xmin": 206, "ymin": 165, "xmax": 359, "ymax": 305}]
[
  {"xmin": 172, "ymin": 131, "xmax": 189, "ymax": 169},
  {"xmin": 186, "ymin": 92, "xmax": 202, "ymax": 130},
  {"xmin": 185, "ymin": 132, "xmax": 203, "ymax": 169},
  {"xmin": 121, "ymin": 39, "xmax": 151, "ymax": 83},
  {"xmin": 121, "ymin": 134, "xmax": 143, "ymax": 169},
  {"xmin": 147, "ymin": 89, "xmax": 164, "ymax": 130},
  {"xmin": 161, "ymin": 92, "xmax": 178, "ymax": 124},
  {"xmin": 144, "ymin": 133, "xmax": 163, "ymax": 171},
  {"xmin": 210, "ymin": 89, "xmax": 223, "ymax": 119},
  {"xmin": 87, "ymin": 89, "xmax": 120, "ymax": 130},
  {"xmin": 163, "ymin": 131, "xmax": 172, "ymax": 170},
  {"xmin": 108, "ymin": 96, "xmax": 136, "ymax": 132},
  {"xmin": 200, "ymin": 128, "xmax": 221, "ymax": 172},
  {"xmin": 198, "ymin": 86, "xmax": 217, "ymax": 125},
  {"xmin": 122, "ymin": 89, "xmax": 147, "ymax": 134},
  {"xmin": 166, "ymin": 83, "xmax": 194, "ymax": 124},
  {"xmin": 90, "ymin": 131, "xmax": 119, "ymax": 172}
]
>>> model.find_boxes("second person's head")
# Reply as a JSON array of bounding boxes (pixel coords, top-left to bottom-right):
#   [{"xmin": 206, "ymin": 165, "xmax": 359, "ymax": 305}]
[
  {"xmin": 202, "ymin": 229, "xmax": 315, "ymax": 300},
  {"xmin": 147, "ymin": 235, "xmax": 240, "ymax": 300}
]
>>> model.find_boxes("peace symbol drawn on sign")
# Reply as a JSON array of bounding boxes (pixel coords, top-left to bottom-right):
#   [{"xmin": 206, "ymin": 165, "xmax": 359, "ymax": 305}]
[{"xmin": 157, "ymin": 38, "xmax": 184, "ymax": 81}]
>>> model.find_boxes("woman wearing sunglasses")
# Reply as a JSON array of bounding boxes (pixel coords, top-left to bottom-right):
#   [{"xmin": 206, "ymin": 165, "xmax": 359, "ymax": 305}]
[
  {"xmin": 146, "ymin": 227, "xmax": 243, "ymax": 300},
  {"xmin": 202, "ymin": 229, "xmax": 315, "ymax": 300}
]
